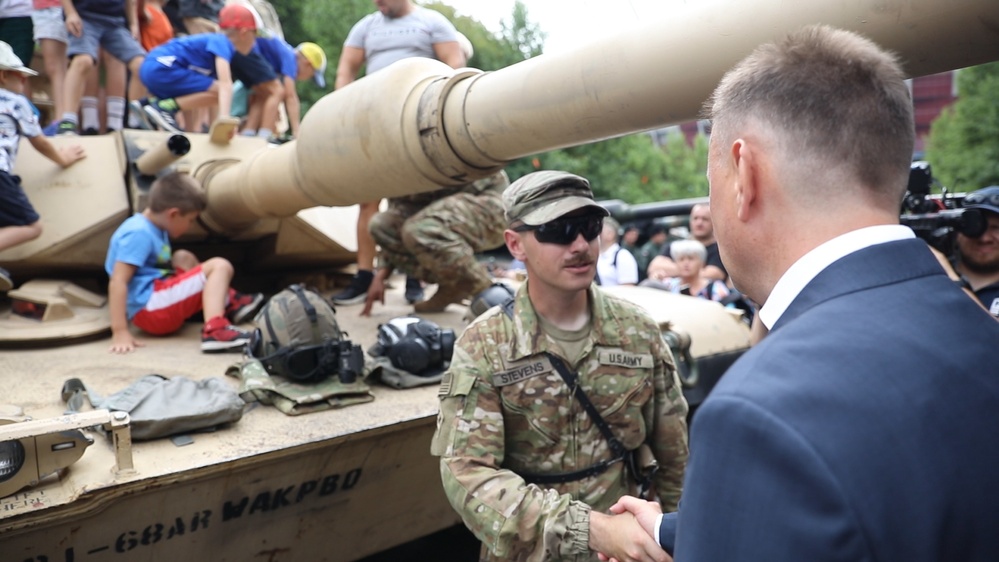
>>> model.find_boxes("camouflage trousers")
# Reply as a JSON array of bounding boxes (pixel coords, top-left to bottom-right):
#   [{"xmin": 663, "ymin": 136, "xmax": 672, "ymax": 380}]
[{"xmin": 369, "ymin": 191, "xmax": 506, "ymax": 287}]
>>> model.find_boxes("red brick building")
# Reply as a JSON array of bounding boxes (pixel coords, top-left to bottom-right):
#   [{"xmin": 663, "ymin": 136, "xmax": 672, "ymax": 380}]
[{"xmin": 911, "ymin": 71, "xmax": 958, "ymax": 155}]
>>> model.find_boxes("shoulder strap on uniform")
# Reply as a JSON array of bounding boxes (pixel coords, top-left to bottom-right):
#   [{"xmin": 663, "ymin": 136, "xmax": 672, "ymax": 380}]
[
  {"xmin": 501, "ymin": 297, "xmax": 515, "ymax": 319},
  {"xmin": 499, "ymin": 293, "xmax": 656, "ymax": 495},
  {"xmin": 501, "ymin": 298, "xmax": 622, "ymax": 456},
  {"xmin": 545, "ymin": 353, "xmax": 629, "ymax": 459}
]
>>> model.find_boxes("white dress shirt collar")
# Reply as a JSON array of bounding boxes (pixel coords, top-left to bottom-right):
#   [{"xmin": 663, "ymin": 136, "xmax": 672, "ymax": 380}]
[{"xmin": 758, "ymin": 225, "xmax": 915, "ymax": 329}]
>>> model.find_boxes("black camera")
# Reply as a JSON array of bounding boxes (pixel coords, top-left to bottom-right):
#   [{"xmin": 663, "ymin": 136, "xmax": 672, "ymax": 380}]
[
  {"xmin": 899, "ymin": 162, "xmax": 987, "ymax": 252},
  {"xmin": 371, "ymin": 317, "xmax": 456, "ymax": 376}
]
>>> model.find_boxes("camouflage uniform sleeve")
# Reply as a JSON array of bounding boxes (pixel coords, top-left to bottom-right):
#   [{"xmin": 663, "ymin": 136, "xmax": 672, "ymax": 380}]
[
  {"xmin": 648, "ymin": 329, "xmax": 689, "ymax": 511},
  {"xmin": 431, "ymin": 328, "xmax": 592, "ymax": 561}
]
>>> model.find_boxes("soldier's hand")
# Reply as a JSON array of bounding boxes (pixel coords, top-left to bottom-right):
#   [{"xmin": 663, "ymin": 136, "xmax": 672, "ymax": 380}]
[
  {"xmin": 360, "ymin": 275, "xmax": 386, "ymax": 317},
  {"xmin": 590, "ymin": 511, "xmax": 670, "ymax": 562},
  {"xmin": 609, "ymin": 496, "xmax": 663, "ymax": 538}
]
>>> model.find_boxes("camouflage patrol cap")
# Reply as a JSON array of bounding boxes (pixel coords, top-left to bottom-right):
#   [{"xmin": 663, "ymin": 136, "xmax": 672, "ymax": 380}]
[{"xmin": 503, "ymin": 171, "xmax": 609, "ymax": 226}]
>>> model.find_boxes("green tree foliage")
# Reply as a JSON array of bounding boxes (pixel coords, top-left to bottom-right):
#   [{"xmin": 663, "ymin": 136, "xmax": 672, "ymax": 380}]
[
  {"xmin": 500, "ymin": 1, "xmax": 545, "ymax": 61},
  {"xmin": 511, "ymin": 130, "xmax": 708, "ymax": 204},
  {"xmin": 660, "ymin": 131, "xmax": 709, "ymax": 199},
  {"xmin": 925, "ymin": 62, "xmax": 999, "ymax": 192},
  {"xmin": 271, "ymin": 0, "xmax": 373, "ymax": 114},
  {"xmin": 270, "ymin": 0, "xmax": 709, "ymax": 205},
  {"xmin": 272, "ymin": 0, "xmax": 542, "ymax": 117},
  {"xmin": 424, "ymin": 1, "xmax": 544, "ymax": 71}
]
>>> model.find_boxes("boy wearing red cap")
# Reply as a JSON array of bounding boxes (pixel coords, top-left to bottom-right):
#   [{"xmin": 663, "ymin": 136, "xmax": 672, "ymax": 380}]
[{"xmin": 132, "ymin": 2, "xmax": 258, "ymax": 133}]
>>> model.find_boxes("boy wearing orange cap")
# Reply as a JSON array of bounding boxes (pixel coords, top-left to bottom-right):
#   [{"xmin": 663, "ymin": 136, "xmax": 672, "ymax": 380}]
[{"xmin": 131, "ymin": 2, "xmax": 258, "ymax": 133}]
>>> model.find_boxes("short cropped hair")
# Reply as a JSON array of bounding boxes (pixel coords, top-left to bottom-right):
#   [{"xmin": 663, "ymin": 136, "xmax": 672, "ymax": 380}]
[
  {"xmin": 671, "ymin": 239, "xmax": 707, "ymax": 263},
  {"xmin": 705, "ymin": 25, "xmax": 914, "ymax": 203},
  {"xmin": 147, "ymin": 172, "xmax": 208, "ymax": 214}
]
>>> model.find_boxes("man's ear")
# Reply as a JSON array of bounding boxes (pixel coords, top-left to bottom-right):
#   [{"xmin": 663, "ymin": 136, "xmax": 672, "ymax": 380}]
[
  {"xmin": 732, "ymin": 139, "xmax": 759, "ymax": 223},
  {"xmin": 505, "ymin": 229, "xmax": 526, "ymax": 261}
]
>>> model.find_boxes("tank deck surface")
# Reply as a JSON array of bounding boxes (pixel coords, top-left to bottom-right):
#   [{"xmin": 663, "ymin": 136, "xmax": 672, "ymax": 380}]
[{"xmin": 0, "ymin": 277, "xmax": 468, "ymax": 561}]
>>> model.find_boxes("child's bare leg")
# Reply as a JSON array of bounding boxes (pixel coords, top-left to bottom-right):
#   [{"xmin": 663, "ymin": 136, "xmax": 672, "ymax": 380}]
[
  {"xmin": 81, "ymin": 62, "xmax": 101, "ymax": 132},
  {"xmin": 255, "ymin": 79, "xmax": 282, "ymax": 136},
  {"xmin": 175, "ymin": 89, "xmax": 221, "ymax": 111},
  {"xmin": 100, "ymin": 52, "xmax": 128, "ymax": 131},
  {"xmin": 126, "ymin": 56, "xmax": 147, "ymax": 104},
  {"xmin": 239, "ymin": 85, "xmax": 260, "ymax": 133},
  {"xmin": 62, "ymin": 54, "xmax": 95, "ymax": 126},
  {"xmin": 171, "ymin": 249, "xmax": 199, "ymax": 271},
  {"xmin": 0, "ymin": 222, "xmax": 43, "ymax": 252},
  {"xmin": 199, "ymin": 256, "xmax": 234, "ymax": 320},
  {"xmin": 40, "ymin": 38, "xmax": 68, "ymax": 118}
]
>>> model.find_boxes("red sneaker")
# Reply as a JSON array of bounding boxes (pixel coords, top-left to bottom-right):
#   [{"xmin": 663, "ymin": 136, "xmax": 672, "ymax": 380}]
[
  {"xmin": 202, "ymin": 316, "xmax": 252, "ymax": 352},
  {"xmin": 226, "ymin": 291, "xmax": 265, "ymax": 324}
]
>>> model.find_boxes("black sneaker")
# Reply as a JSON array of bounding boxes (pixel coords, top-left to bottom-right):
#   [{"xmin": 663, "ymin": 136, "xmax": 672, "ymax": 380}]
[
  {"xmin": 0, "ymin": 267, "xmax": 12, "ymax": 291},
  {"xmin": 56, "ymin": 120, "xmax": 78, "ymax": 136},
  {"xmin": 405, "ymin": 276, "xmax": 425, "ymax": 304},
  {"xmin": 82, "ymin": 127, "xmax": 99, "ymax": 135},
  {"xmin": 201, "ymin": 319, "xmax": 252, "ymax": 352},
  {"xmin": 332, "ymin": 270, "xmax": 374, "ymax": 305},
  {"xmin": 227, "ymin": 291, "xmax": 265, "ymax": 324},
  {"xmin": 144, "ymin": 103, "xmax": 182, "ymax": 133},
  {"xmin": 128, "ymin": 99, "xmax": 153, "ymax": 130}
]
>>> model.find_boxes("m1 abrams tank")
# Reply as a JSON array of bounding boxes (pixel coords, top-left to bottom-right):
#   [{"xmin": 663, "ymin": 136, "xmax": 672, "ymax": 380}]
[{"xmin": 1, "ymin": 0, "xmax": 997, "ymax": 560}]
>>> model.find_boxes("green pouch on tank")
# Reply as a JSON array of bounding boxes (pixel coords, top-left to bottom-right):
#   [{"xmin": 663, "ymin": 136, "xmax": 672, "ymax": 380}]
[{"xmin": 227, "ymin": 359, "xmax": 374, "ymax": 415}]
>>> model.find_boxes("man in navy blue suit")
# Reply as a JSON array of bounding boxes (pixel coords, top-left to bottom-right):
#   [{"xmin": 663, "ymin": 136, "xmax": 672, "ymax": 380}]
[{"xmin": 599, "ymin": 24, "xmax": 999, "ymax": 562}]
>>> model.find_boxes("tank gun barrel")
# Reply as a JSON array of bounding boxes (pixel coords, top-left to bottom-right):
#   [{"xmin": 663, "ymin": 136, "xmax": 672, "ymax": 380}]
[
  {"xmin": 200, "ymin": 0, "xmax": 999, "ymax": 234},
  {"xmin": 135, "ymin": 134, "xmax": 191, "ymax": 176},
  {"xmin": 601, "ymin": 198, "xmax": 709, "ymax": 224}
]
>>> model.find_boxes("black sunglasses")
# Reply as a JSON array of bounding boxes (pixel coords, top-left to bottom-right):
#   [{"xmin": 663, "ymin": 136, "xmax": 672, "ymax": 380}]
[{"xmin": 513, "ymin": 214, "xmax": 604, "ymax": 245}]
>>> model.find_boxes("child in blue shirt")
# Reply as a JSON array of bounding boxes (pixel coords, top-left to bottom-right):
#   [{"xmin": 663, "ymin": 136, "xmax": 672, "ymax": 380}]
[
  {"xmin": 0, "ymin": 41, "xmax": 86, "ymax": 290},
  {"xmin": 133, "ymin": 2, "xmax": 258, "ymax": 133},
  {"xmin": 105, "ymin": 172, "xmax": 263, "ymax": 353},
  {"xmin": 232, "ymin": 39, "xmax": 326, "ymax": 140}
]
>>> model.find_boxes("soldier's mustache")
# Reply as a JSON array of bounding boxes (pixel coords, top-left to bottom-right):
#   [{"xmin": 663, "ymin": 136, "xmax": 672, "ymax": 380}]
[{"xmin": 563, "ymin": 255, "xmax": 593, "ymax": 268}]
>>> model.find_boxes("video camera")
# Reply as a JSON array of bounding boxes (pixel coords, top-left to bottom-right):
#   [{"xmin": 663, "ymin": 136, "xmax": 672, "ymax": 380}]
[{"xmin": 899, "ymin": 162, "xmax": 987, "ymax": 253}]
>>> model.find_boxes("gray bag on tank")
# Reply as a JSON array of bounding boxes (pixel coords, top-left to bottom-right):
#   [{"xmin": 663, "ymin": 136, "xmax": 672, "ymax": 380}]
[{"xmin": 61, "ymin": 374, "xmax": 245, "ymax": 440}]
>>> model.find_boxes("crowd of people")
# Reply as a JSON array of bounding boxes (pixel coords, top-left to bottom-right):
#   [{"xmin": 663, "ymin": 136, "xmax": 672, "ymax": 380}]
[{"xmin": 0, "ymin": 0, "xmax": 327, "ymax": 139}]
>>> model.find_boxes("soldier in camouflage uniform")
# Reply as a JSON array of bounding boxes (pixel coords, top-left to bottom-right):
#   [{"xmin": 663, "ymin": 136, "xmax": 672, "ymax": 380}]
[
  {"xmin": 362, "ymin": 170, "xmax": 508, "ymax": 315},
  {"xmin": 431, "ymin": 170, "xmax": 688, "ymax": 562}
]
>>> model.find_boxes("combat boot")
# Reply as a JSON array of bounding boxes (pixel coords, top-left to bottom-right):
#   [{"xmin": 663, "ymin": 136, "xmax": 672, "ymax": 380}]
[{"xmin": 414, "ymin": 274, "xmax": 491, "ymax": 314}]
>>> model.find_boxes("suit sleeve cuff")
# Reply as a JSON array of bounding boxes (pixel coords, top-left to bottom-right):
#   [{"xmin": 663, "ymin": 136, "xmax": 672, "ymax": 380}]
[{"xmin": 658, "ymin": 512, "xmax": 678, "ymax": 555}]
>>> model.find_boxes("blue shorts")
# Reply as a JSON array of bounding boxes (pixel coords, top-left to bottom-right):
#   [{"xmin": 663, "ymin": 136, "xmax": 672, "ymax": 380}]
[
  {"xmin": 0, "ymin": 16, "xmax": 35, "ymax": 64},
  {"xmin": 230, "ymin": 51, "xmax": 277, "ymax": 87},
  {"xmin": 67, "ymin": 12, "xmax": 146, "ymax": 64},
  {"xmin": 177, "ymin": 0, "xmax": 223, "ymax": 20},
  {"xmin": 0, "ymin": 172, "xmax": 40, "ymax": 227},
  {"xmin": 140, "ymin": 56, "xmax": 216, "ymax": 99}
]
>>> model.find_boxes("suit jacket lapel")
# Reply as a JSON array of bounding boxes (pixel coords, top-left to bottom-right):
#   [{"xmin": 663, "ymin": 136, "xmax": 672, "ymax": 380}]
[{"xmin": 771, "ymin": 239, "xmax": 941, "ymax": 332}]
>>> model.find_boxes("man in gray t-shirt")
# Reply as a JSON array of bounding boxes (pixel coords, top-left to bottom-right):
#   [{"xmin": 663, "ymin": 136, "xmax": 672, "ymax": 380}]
[{"xmin": 331, "ymin": 0, "xmax": 465, "ymax": 307}]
